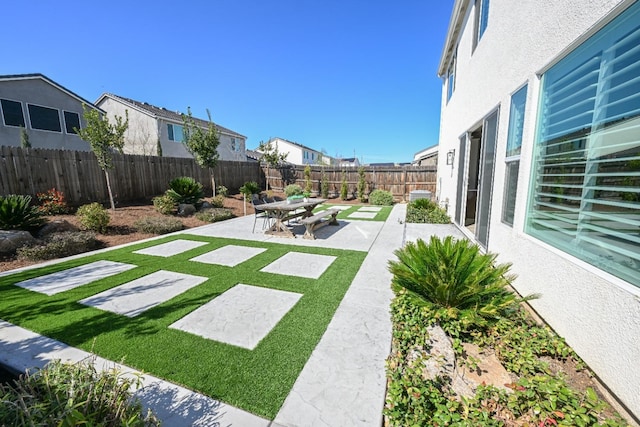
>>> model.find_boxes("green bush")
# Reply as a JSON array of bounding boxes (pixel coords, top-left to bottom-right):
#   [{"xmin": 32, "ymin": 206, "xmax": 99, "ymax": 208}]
[
  {"xmin": 210, "ymin": 194, "xmax": 225, "ymax": 208},
  {"xmin": 0, "ymin": 195, "xmax": 46, "ymax": 231},
  {"xmin": 239, "ymin": 181, "xmax": 260, "ymax": 197},
  {"xmin": 357, "ymin": 167, "xmax": 367, "ymax": 202},
  {"xmin": 195, "ymin": 208, "xmax": 234, "ymax": 223},
  {"xmin": 36, "ymin": 188, "xmax": 70, "ymax": 215},
  {"xmin": 369, "ymin": 189, "xmax": 394, "ymax": 206},
  {"xmin": 405, "ymin": 199, "xmax": 451, "ymax": 224},
  {"xmin": 0, "ymin": 358, "xmax": 159, "ymax": 426},
  {"xmin": 166, "ymin": 176, "xmax": 204, "ymax": 206},
  {"xmin": 76, "ymin": 203, "xmax": 110, "ymax": 233},
  {"xmin": 17, "ymin": 231, "xmax": 101, "ymax": 261},
  {"xmin": 340, "ymin": 171, "xmax": 349, "ymax": 200},
  {"xmin": 134, "ymin": 216, "xmax": 183, "ymax": 234},
  {"xmin": 152, "ymin": 193, "xmax": 176, "ymax": 215},
  {"xmin": 321, "ymin": 171, "xmax": 329, "ymax": 198},
  {"xmin": 304, "ymin": 165, "xmax": 312, "ymax": 194},
  {"xmin": 216, "ymin": 185, "xmax": 228, "ymax": 197},
  {"xmin": 284, "ymin": 184, "xmax": 303, "ymax": 197},
  {"xmin": 388, "ymin": 236, "xmax": 527, "ymax": 332}
]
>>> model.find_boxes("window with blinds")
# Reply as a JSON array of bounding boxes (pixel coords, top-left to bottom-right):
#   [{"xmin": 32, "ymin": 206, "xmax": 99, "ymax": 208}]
[{"xmin": 526, "ymin": 2, "xmax": 640, "ymax": 287}]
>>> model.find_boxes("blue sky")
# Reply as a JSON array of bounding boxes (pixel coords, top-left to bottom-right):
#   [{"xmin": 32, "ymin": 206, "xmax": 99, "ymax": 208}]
[{"xmin": 1, "ymin": 1, "xmax": 453, "ymax": 164}]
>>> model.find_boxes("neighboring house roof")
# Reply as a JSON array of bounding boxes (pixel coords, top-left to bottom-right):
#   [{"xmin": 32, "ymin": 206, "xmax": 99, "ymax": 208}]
[
  {"xmin": 245, "ymin": 149, "xmax": 262, "ymax": 162},
  {"xmin": 340, "ymin": 157, "xmax": 358, "ymax": 162},
  {"xmin": 96, "ymin": 93, "xmax": 246, "ymax": 139},
  {"xmin": 437, "ymin": 0, "xmax": 469, "ymax": 77},
  {"xmin": 266, "ymin": 136, "xmax": 320, "ymax": 154},
  {"xmin": 413, "ymin": 144, "xmax": 439, "ymax": 163},
  {"xmin": 0, "ymin": 73, "xmax": 103, "ymax": 112}
]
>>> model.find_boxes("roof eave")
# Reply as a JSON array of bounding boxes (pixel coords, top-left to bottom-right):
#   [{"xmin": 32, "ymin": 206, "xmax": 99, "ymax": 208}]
[{"xmin": 437, "ymin": 0, "xmax": 469, "ymax": 77}]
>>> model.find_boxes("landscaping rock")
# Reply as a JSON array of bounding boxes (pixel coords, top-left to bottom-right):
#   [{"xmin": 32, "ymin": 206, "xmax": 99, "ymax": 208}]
[
  {"xmin": 177, "ymin": 204, "xmax": 196, "ymax": 217},
  {"xmin": 0, "ymin": 230, "xmax": 35, "ymax": 256},
  {"xmin": 200, "ymin": 201, "xmax": 212, "ymax": 209},
  {"xmin": 454, "ymin": 343, "xmax": 515, "ymax": 397},
  {"xmin": 38, "ymin": 220, "xmax": 78, "ymax": 238},
  {"xmin": 418, "ymin": 325, "xmax": 456, "ymax": 381}
]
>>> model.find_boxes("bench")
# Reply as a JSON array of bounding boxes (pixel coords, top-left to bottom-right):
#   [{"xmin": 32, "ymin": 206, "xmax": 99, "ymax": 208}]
[{"xmin": 299, "ymin": 208, "xmax": 340, "ymax": 240}]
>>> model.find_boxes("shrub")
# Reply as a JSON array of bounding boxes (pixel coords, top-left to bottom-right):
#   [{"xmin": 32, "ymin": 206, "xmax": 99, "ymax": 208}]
[
  {"xmin": 284, "ymin": 184, "xmax": 303, "ymax": 197},
  {"xmin": 76, "ymin": 203, "xmax": 110, "ymax": 233},
  {"xmin": 321, "ymin": 171, "xmax": 329, "ymax": 198},
  {"xmin": 166, "ymin": 176, "xmax": 204, "ymax": 206},
  {"xmin": 405, "ymin": 199, "xmax": 451, "ymax": 224},
  {"xmin": 36, "ymin": 188, "xmax": 70, "ymax": 215},
  {"xmin": 369, "ymin": 189, "xmax": 394, "ymax": 206},
  {"xmin": 340, "ymin": 171, "xmax": 348, "ymax": 200},
  {"xmin": 388, "ymin": 236, "xmax": 528, "ymax": 332},
  {"xmin": 152, "ymin": 193, "xmax": 176, "ymax": 215},
  {"xmin": 239, "ymin": 181, "xmax": 260, "ymax": 198},
  {"xmin": 210, "ymin": 194, "xmax": 225, "ymax": 208},
  {"xmin": 195, "ymin": 208, "xmax": 234, "ymax": 223},
  {"xmin": 357, "ymin": 167, "xmax": 367, "ymax": 202},
  {"xmin": 216, "ymin": 185, "xmax": 228, "ymax": 197},
  {"xmin": 0, "ymin": 195, "xmax": 46, "ymax": 231},
  {"xmin": 0, "ymin": 358, "xmax": 159, "ymax": 426},
  {"xmin": 17, "ymin": 231, "xmax": 101, "ymax": 261},
  {"xmin": 134, "ymin": 216, "xmax": 183, "ymax": 234},
  {"xmin": 304, "ymin": 165, "xmax": 312, "ymax": 194}
]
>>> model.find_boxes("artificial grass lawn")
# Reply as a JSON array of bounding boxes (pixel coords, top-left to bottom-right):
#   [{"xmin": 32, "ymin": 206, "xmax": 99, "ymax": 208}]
[
  {"xmin": 0, "ymin": 235, "xmax": 367, "ymax": 419},
  {"xmin": 314, "ymin": 203, "xmax": 392, "ymax": 222}
]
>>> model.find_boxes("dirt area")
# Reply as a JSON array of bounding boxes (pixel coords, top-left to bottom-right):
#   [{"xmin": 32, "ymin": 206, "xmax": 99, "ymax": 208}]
[{"xmin": 1, "ymin": 193, "xmax": 365, "ymax": 273}]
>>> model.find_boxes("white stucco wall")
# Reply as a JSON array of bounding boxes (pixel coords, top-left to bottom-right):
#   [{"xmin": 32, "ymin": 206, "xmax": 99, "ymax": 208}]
[
  {"xmin": 97, "ymin": 98, "xmax": 158, "ymax": 156},
  {"xmin": 437, "ymin": 0, "xmax": 640, "ymax": 418}
]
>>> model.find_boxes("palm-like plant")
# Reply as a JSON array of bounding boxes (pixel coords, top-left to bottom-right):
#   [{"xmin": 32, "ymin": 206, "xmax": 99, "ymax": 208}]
[
  {"xmin": 166, "ymin": 177, "xmax": 204, "ymax": 206},
  {"xmin": 389, "ymin": 236, "xmax": 532, "ymax": 329},
  {"xmin": 0, "ymin": 195, "xmax": 46, "ymax": 230}
]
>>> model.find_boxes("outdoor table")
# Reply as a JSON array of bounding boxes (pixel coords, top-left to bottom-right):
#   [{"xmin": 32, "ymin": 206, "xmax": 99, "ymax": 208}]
[{"xmin": 261, "ymin": 198, "xmax": 327, "ymax": 238}]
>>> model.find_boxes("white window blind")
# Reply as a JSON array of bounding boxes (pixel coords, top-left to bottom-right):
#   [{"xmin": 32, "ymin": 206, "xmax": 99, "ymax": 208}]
[{"xmin": 527, "ymin": 2, "xmax": 640, "ymax": 287}]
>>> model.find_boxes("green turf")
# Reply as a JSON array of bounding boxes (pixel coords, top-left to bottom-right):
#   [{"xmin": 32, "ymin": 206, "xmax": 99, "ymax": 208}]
[
  {"xmin": 0, "ymin": 235, "xmax": 366, "ymax": 419},
  {"xmin": 314, "ymin": 204, "xmax": 392, "ymax": 221}
]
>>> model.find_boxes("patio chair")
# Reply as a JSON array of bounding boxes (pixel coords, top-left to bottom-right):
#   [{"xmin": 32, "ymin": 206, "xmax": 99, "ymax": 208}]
[{"xmin": 251, "ymin": 196, "xmax": 271, "ymax": 232}]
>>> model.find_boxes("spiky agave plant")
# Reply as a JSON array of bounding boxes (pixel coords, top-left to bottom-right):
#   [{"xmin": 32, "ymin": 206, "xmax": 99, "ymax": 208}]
[
  {"xmin": 166, "ymin": 176, "xmax": 204, "ymax": 206},
  {"xmin": 0, "ymin": 194, "xmax": 46, "ymax": 230},
  {"xmin": 388, "ymin": 236, "xmax": 535, "ymax": 331}
]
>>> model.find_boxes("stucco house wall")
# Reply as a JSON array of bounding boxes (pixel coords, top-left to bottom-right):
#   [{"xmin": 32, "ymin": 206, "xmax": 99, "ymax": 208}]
[
  {"xmin": 263, "ymin": 137, "xmax": 329, "ymax": 165},
  {"xmin": 97, "ymin": 97, "xmax": 159, "ymax": 156},
  {"xmin": 437, "ymin": 0, "xmax": 639, "ymax": 418},
  {"xmin": 0, "ymin": 74, "xmax": 98, "ymax": 151}
]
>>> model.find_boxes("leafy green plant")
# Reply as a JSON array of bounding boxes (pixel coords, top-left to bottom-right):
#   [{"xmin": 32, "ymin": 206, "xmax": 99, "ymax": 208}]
[
  {"xmin": 369, "ymin": 189, "xmax": 394, "ymax": 205},
  {"xmin": 0, "ymin": 358, "xmax": 159, "ymax": 426},
  {"xmin": 195, "ymin": 208, "xmax": 234, "ymax": 223},
  {"xmin": 76, "ymin": 203, "xmax": 110, "ymax": 233},
  {"xmin": 152, "ymin": 193, "xmax": 176, "ymax": 215},
  {"xmin": 166, "ymin": 176, "xmax": 204, "ymax": 206},
  {"xmin": 0, "ymin": 195, "xmax": 46, "ymax": 230},
  {"xmin": 134, "ymin": 216, "xmax": 183, "ymax": 234},
  {"xmin": 406, "ymin": 198, "xmax": 450, "ymax": 224},
  {"xmin": 304, "ymin": 164, "xmax": 312, "ymax": 194},
  {"xmin": 389, "ymin": 236, "xmax": 529, "ymax": 332},
  {"xmin": 17, "ymin": 231, "xmax": 101, "ymax": 261},
  {"xmin": 36, "ymin": 188, "xmax": 70, "ymax": 215},
  {"xmin": 340, "ymin": 171, "xmax": 349, "ymax": 200},
  {"xmin": 321, "ymin": 169, "xmax": 329, "ymax": 198},
  {"xmin": 216, "ymin": 185, "xmax": 228, "ymax": 197},
  {"xmin": 239, "ymin": 181, "xmax": 260, "ymax": 198},
  {"xmin": 210, "ymin": 194, "xmax": 226, "ymax": 208},
  {"xmin": 357, "ymin": 167, "xmax": 367, "ymax": 202},
  {"xmin": 182, "ymin": 107, "xmax": 220, "ymax": 197},
  {"xmin": 284, "ymin": 184, "xmax": 303, "ymax": 197}
]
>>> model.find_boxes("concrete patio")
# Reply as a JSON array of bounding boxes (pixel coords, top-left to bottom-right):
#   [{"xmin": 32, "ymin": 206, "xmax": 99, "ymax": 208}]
[{"xmin": 0, "ymin": 204, "xmax": 465, "ymax": 426}]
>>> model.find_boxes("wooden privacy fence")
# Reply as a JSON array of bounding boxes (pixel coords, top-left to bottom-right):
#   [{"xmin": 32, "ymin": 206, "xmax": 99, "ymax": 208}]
[
  {"xmin": 0, "ymin": 146, "xmax": 263, "ymax": 206},
  {"xmin": 262, "ymin": 164, "xmax": 437, "ymax": 201}
]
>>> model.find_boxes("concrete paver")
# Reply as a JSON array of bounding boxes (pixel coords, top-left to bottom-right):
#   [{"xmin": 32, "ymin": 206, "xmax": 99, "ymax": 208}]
[
  {"xmin": 133, "ymin": 239, "xmax": 208, "ymax": 257},
  {"xmin": 347, "ymin": 211, "xmax": 378, "ymax": 219},
  {"xmin": 170, "ymin": 284, "xmax": 302, "ymax": 350},
  {"xmin": 190, "ymin": 244, "xmax": 267, "ymax": 266},
  {"xmin": 261, "ymin": 252, "xmax": 337, "ymax": 279}
]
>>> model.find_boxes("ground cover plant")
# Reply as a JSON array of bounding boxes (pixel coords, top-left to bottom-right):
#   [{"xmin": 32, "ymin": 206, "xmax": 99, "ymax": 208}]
[
  {"xmin": 385, "ymin": 236, "xmax": 628, "ymax": 426},
  {"xmin": 313, "ymin": 203, "xmax": 392, "ymax": 222},
  {"xmin": 405, "ymin": 198, "xmax": 450, "ymax": 224},
  {"xmin": 0, "ymin": 235, "xmax": 366, "ymax": 419}
]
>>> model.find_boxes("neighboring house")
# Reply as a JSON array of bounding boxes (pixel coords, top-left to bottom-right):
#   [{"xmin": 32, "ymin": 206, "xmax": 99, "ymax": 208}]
[
  {"xmin": 437, "ymin": 0, "xmax": 639, "ymax": 418},
  {"xmin": 412, "ymin": 144, "xmax": 438, "ymax": 166},
  {"xmin": 256, "ymin": 137, "xmax": 332, "ymax": 165},
  {"xmin": 96, "ymin": 93, "xmax": 247, "ymax": 161},
  {"xmin": 0, "ymin": 73, "xmax": 100, "ymax": 151},
  {"xmin": 337, "ymin": 157, "xmax": 360, "ymax": 167}
]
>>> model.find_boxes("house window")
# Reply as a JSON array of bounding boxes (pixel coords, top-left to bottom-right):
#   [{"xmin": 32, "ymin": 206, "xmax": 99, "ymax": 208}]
[
  {"xmin": 502, "ymin": 84, "xmax": 527, "ymax": 226},
  {"xmin": 1, "ymin": 99, "xmax": 25, "ymax": 127},
  {"xmin": 447, "ymin": 54, "xmax": 456, "ymax": 102},
  {"xmin": 231, "ymin": 137, "xmax": 241, "ymax": 152},
  {"xmin": 526, "ymin": 1, "xmax": 640, "ymax": 287},
  {"xmin": 473, "ymin": 0, "xmax": 490, "ymax": 49},
  {"xmin": 167, "ymin": 123, "xmax": 184, "ymax": 142},
  {"xmin": 63, "ymin": 111, "xmax": 81, "ymax": 134},
  {"xmin": 28, "ymin": 104, "xmax": 61, "ymax": 132}
]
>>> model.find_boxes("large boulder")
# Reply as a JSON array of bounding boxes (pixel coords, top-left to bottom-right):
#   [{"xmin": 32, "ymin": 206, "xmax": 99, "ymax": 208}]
[
  {"xmin": 177, "ymin": 204, "xmax": 196, "ymax": 217},
  {"xmin": 0, "ymin": 230, "xmax": 35, "ymax": 256},
  {"xmin": 38, "ymin": 220, "xmax": 78, "ymax": 238}
]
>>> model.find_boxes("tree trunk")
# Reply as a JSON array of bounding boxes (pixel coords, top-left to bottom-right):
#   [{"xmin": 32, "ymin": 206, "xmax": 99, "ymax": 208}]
[
  {"xmin": 266, "ymin": 165, "xmax": 270, "ymax": 191},
  {"xmin": 210, "ymin": 168, "xmax": 216, "ymax": 198},
  {"xmin": 104, "ymin": 169, "xmax": 116, "ymax": 210}
]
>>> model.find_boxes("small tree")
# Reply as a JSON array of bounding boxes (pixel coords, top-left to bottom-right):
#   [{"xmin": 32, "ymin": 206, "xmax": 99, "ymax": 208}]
[
  {"xmin": 340, "ymin": 170, "xmax": 348, "ymax": 200},
  {"xmin": 357, "ymin": 166, "xmax": 367, "ymax": 201},
  {"xmin": 156, "ymin": 138, "xmax": 163, "ymax": 157},
  {"xmin": 304, "ymin": 164, "xmax": 312, "ymax": 194},
  {"xmin": 182, "ymin": 107, "xmax": 220, "ymax": 197},
  {"xmin": 258, "ymin": 139, "xmax": 288, "ymax": 191},
  {"xmin": 76, "ymin": 107, "xmax": 129, "ymax": 211},
  {"xmin": 20, "ymin": 127, "xmax": 31, "ymax": 148},
  {"xmin": 321, "ymin": 167, "xmax": 329, "ymax": 198}
]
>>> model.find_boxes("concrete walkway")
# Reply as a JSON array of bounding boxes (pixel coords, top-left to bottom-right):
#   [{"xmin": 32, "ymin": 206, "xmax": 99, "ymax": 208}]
[{"xmin": 0, "ymin": 206, "xmax": 464, "ymax": 426}]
